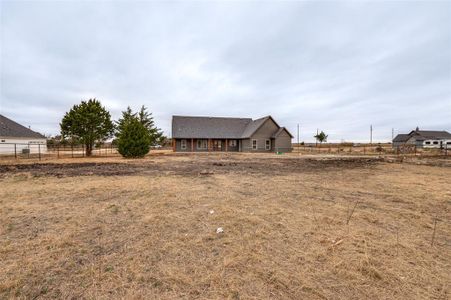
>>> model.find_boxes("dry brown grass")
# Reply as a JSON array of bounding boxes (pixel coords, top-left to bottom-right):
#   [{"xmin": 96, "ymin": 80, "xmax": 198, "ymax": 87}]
[{"xmin": 0, "ymin": 154, "xmax": 450, "ymax": 299}]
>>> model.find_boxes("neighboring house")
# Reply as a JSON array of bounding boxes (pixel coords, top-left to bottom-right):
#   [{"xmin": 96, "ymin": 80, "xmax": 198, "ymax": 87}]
[
  {"xmin": 392, "ymin": 127, "xmax": 451, "ymax": 149},
  {"xmin": 172, "ymin": 115, "xmax": 293, "ymax": 152},
  {"xmin": 0, "ymin": 114, "xmax": 47, "ymax": 155}
]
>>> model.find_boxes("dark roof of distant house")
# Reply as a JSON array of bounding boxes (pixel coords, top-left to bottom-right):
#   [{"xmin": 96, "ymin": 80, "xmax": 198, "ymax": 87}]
[
  {"xmin": 409, "ymin": 130, "xmax": 451, "ymax": 140},
  {"xmin": 393, "ymin": 134, "xmax": 410, "ymax": 143},
  {"xmin": 0, "ymin": 114, "xmax": 46, "ymax": 139},
  {"xmin": 172, "ymin": 115, "xmax": 292, "ymax": 139}
]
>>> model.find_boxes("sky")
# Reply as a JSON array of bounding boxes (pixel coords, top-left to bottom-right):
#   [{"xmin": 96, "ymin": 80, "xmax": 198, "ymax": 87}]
[{"xmin": 1, "ymin": 0, "xmax": 450, "ymax": 142}]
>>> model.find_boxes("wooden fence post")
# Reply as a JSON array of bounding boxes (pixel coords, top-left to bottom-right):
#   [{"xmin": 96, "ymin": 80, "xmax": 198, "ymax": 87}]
[
  {"xmin": 14, "ymin": 144, "xmax": 17, "ymax": 159},
  {"xmin": 38, "ymin": 144, "xmax": 41, "ymax": 161}
]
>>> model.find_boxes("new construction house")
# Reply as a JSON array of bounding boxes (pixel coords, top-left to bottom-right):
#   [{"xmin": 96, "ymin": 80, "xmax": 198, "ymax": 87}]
[{"xmin": 172, "ymin": 115, "xmax": 293, "ymax": 152}]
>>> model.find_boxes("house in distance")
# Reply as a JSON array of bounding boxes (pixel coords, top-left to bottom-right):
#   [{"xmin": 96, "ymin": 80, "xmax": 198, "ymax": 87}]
[
  {"xmin": 0, "ymin": 114, "xmax": 47, "ymax": 155},
  {"xmin": 172, "ymin": 115, "xmax": 293, "ymax": 152},
  {"xmin": 393, "ymin": 127, "xmax": 451, "ymax": 149}
]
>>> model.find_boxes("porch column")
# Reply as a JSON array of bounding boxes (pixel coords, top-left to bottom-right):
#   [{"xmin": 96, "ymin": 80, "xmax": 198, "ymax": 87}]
[
  {"xmin": 225, "ymin": 139, "xmax": 228, "ymax": 152},
  {"xmin": 208, "ymin": 139, "xmax": 211, "ymax": 152},
  {"xmin": 191, "ymin": 138, "xmax": 194, "ymax": 152},
  {"xmin": 172, "ymin": 139, "xmax": 176, "ymax": 152}
]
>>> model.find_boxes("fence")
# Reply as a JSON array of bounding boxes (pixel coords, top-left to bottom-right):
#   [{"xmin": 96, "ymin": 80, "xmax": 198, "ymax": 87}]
[
  {"xmin": 0, "ymin": 142, "xmax": 448, "ymax": 161},
  {"xmin": 292, "ymin": 143, "xmax": 449, "ymax": 157},
  {"xmin": 0, "ymin": 143, "xmax": 121, "ymax": 161}
]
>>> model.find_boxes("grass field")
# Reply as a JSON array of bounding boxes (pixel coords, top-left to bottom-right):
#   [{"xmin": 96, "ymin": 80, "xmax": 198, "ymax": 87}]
[{"xmin": 0, "ymin": 153, "xmax": 450, "ymax": 299}]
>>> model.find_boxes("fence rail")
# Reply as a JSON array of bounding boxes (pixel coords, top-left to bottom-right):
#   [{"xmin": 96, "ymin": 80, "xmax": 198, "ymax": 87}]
[
  {"xmin": 0, "ymin": 142, "xmax": 448, "ymax": 161},
  {"xmin": 0, "ymin": 143, "xmax": 122, "ymax": 161},
  {"xmin": 292, "ymin": 143, "xmax": 449, "ymax": 156}
]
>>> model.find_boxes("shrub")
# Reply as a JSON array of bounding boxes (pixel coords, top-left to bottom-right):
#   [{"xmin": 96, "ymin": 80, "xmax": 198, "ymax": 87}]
[{"xmin": 117, "ymin": 118, "xmax": 151, "ymax": 158}]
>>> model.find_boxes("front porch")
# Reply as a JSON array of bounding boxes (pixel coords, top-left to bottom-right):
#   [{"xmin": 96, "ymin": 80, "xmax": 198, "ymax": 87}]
[{"xmin": 173, "ymin": 138, "xmax": 241, "ymax": 152}]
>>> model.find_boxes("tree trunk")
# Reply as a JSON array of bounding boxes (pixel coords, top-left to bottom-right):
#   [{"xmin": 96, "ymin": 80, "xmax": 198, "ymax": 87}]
[{"xmin": 86, "ymin": 143, "xmax": 93, "ymax": 156}]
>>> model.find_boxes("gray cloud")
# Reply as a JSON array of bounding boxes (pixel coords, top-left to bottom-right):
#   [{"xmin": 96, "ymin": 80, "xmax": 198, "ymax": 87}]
[{"xmin": 1, "ymin": 0, "xmax": 450, "ymax": 142}]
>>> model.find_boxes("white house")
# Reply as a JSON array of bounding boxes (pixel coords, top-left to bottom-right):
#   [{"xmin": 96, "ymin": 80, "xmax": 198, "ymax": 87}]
[{"xmin": 0, "ymin": 114, "xmax": 47, "ymax": 155}]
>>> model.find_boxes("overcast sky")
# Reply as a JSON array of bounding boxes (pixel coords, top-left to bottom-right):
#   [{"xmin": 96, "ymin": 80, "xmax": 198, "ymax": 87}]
[{"xmin": 1, "ymin": 0, "xmax": 450, "ymax": 142}]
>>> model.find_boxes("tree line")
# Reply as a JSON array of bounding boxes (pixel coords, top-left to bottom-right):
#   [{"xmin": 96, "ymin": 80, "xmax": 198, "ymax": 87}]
[{"xmin": 59, "ymin": 98, "xmax": 166, "ymax": 158}]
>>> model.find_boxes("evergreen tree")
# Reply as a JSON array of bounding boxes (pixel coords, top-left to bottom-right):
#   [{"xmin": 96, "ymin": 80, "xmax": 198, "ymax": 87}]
[
  {"xmin": 60, "ymin": 99, "xmax": 114, "ymax": 156},
  {"xmin": 137, "ymin": 105, "xmax": 163, "ymax": 146},
  {"xmin": 117, "ymin": 117, "xmax": 151, "ymax": 158},
  {"xmin": 116, "ymin": 106, "xmax": 136, "ymax": 134}
]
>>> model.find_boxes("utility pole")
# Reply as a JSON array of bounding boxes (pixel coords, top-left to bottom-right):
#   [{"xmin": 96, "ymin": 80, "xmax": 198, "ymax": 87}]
[
  {"xmin": 297, "ymin": 123, "xmax": 300, "ymax": 155},
  {"xmin": 370, "ymin": 125, "xmax": 373, "ymax": 145}
]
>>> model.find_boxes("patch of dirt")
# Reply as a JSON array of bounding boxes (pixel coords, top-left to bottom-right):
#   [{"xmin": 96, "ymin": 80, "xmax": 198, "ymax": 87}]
[{"xmin": 0, "ymin": 156, "xmax": 383, "ymax": 178}]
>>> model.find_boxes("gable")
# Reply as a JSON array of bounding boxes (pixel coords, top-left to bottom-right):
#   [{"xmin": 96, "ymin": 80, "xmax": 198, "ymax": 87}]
[
  {"xmin": 275, "ymin": 129, "xmax": 291, "ymax": 138},
  {"xmin": 249, "ymin": 117, "xmax": 279, "ymax": 138}
]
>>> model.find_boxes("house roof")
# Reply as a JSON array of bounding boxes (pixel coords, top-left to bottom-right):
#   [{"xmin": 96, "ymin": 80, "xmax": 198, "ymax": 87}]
[
  {"xmin": 0, "ymin": 114, "xmax": 46, "ymax": 139},
  {"xmin": 272, "ymin": 127, "xmax": 294, "ymax": 138},
  {"xmin": 172, "ymin": 115, "xmax": 292, "ymax": 139},
  {"xmin": 241, "ymin": 116, "xmax": 271, "ymax": 138},
  {"xmin": 172, "ymin": 116, "xmax": 252, "ymax": 139},
  {"xmin": 393, "ymin": 134, "xmax": 410, "ymax": 143},
  {"xmin": 409, "ymin": 130, "xmax": 451, "ymax": 140}
]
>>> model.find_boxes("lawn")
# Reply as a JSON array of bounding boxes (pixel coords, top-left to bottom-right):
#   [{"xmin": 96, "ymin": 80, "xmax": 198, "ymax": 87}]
[{"xmin": 0, "ymin": 154, "xmax": 450, "ymax": 299}]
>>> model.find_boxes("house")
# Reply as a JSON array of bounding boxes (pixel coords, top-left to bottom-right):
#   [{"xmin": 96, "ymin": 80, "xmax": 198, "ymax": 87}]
[
  {"xmin": 392, "ymin": 127, "xmax": 451, "ymax": 149},
  {"xmin": 172, "ymin": 115, "xmax": 293, "ymax": 152},
  {"xmin": 0, "ymin": 114, "xmax": 47, "ymax": 155}
]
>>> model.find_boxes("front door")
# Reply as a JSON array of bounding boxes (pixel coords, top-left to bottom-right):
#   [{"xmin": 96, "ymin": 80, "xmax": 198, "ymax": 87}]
[{"xmin": 212, "ymin": 140, "xmax": 222, "ymax": 151}]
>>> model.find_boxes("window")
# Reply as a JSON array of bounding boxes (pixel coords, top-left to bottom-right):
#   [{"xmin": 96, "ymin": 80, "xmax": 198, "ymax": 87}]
[
  {"xmin": 229, "ymin": 140, "xmax": 237, "ymax": 147},
  {"xmin": 181, "ymin": 139, "xmax": 187, "ymax": 150},
  {"xmin": 265, "ymin": 139, "xmax": 271, "ymax": 150},
  {"xmin": 433, "ymin": 141, "xmax": 439, "ymax": 145},
  {"xmin": 447, "ymin": 142, "xmax": 451, "ymax": 145},
  {"xmin": 197, "ymin": 139, "xmax": 208, "ymax": 149},
  {"xmin": 252, "ymin": 139, "xmax": 257, "ymax": 150},
  {"xmin": 425, "ymin": 141, "xmax": 431, "ymax": 145},
  {"xmin": 0, "ymin": 139, "xmax": 5, "ymax": 143}
]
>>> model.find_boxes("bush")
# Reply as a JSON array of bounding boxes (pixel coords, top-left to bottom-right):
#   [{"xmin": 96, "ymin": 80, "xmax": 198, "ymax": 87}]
[
  {"xmin": 117, "ymin": 118, "xmax": 151, "ymax": 158},
  {"xmin": 375, "ymin": 144, "xmax": 384, "ymax": 153}
]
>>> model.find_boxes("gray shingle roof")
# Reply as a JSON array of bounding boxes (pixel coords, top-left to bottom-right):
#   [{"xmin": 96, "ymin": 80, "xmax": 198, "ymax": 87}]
[
  {"xmin": 272, "ymin": 127, "xmax": 294, "ymax": 138},
  {"xmin": 241, "ymin": 116, "xmax": 270, "ymax": 138},
  {"xmin": 412, "ymin": 130, "xmax": 451, "ymax": 139},
  {"xmin": 0, "ymin": 114, "xmax": 46, "ymax": 139},
  {"xmin": 393, "ymin": 134, "xmax": 410, "ymax": 143},
  {"xmin": 172, "ymin": 116, "xmax": 252, "ymax": 139},
  {"xmin": 172, "ymin": 115, "xmax": 291, "ymax": 139}
]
